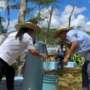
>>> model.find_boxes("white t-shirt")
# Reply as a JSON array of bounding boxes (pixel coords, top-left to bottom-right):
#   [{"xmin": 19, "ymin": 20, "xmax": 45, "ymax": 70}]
[
  {"xmin": 0, "ymin": 32, "xmax": 35, "ymax": 65},
  {"xmin": 66, "ymin": 29, "xmax": 90, "ymax": 54}
]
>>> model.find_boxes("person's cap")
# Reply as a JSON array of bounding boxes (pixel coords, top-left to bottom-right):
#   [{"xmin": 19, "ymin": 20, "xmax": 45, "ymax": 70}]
[
  {"xmin": 15, "ymin": 22, "xmax": 41, "ymax": 31},
  {"xmin": 54, "ymin": 27, "xmax": 73, "ymax": 38}
]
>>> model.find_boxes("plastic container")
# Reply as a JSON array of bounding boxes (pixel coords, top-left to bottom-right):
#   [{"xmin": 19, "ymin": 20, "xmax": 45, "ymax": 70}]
[
  {"xmin": 0, "ymin": 76, "xmax": 23, "ymax": 90},
  {"xmin": 43, "ymin": 75, "xmax": 58, "ymax": 90},
  {"xmin": 65, "ymin": 61, "xmax": 77, "ymax": 68},
  {"xmin": 43, "ymin": 61, "xmax": 59, "ymax": 71}
]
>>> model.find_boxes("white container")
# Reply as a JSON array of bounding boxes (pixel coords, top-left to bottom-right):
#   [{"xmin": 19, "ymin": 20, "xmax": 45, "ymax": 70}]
[
  {"xmin": 43, "ymin": 61, "xmax": 59, "ymax": 71},
  {"xmin": 65, "ymin": 61, "xmax": 77, "ymax": 68},
  {"xmin": 47, "ymin": 47, "xmax": 58, "ymax": 55}
]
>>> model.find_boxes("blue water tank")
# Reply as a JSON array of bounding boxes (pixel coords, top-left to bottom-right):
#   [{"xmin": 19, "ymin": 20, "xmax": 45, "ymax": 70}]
[{"xmin": 43, "ymin": 75, "xmax": 58, "ymax": 90}]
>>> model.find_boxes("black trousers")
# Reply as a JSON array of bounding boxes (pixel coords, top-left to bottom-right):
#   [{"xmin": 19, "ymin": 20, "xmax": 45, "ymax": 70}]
[
  {"xmin": 0, "ymin": 58, "xmax": 15, "ymax": 90},
  {"xmin": 82, "ymin": 61, "xmax": 90, "ymax": 90}
]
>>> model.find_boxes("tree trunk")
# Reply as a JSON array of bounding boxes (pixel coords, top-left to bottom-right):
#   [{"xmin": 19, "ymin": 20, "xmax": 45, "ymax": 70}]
[
  {"xmin": 46, "ymin": 7, "xmax": 53, "ymax": 43},
  {"xmin": 68, "ymin": 6, "xmax": 75, "ymax": 29},
  {"xmin": 18, "ymin": 0, "xmax": 26, "ymax": 23}
]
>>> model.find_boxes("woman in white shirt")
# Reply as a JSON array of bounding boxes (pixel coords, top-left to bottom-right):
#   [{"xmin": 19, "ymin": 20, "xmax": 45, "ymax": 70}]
[
  {"xmin": 0, "ymin": 22, "xmax": 44, "ymax": 90},
  {"xmin": 54, "ymin": 28, "xmax": 90, "ymax": 90}
]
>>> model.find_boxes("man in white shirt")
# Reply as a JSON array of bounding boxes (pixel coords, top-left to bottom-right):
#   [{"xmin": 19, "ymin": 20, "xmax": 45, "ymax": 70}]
[
  {"xmin": 54, "ymin": 28, "xmax": 90, "ymax": 90},
  {"xmin": 0, "ymin": 22, "xmax": 45, "ymax": 90}
]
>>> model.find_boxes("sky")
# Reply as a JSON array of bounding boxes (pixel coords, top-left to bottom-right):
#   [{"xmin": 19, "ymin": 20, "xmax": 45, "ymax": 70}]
[{"xmin": 0, "ymin": 0, "xmax": 90, "ymax": 32}]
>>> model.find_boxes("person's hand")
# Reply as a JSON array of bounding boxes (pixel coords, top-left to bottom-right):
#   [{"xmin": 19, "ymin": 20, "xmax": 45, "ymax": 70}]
[
  {"xmin": 40, "ymin": 54, "xmax": 47, "ymax": 60},
  {"xmin": 63, "ymin": 56, "xmax": 69, "ymax": 64},
  {"xmin": 29, "ymin": 48, "xmax": 48, "ymax": 60},
  {"xmin": 29, "ymin": 49, "xmax": 41, "ymax": 56}
]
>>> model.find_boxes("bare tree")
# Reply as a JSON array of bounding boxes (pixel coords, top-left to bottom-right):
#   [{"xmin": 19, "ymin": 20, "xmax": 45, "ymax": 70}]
[
  {"xmin": 46, "ymin": 6, "xmax": 54, "ymax": 43},
  {"xmin": 68, "ymin": 6, "xmax": 75, "ymax": 29},
  {"xmin": 18, "ymin": 0, "xmax": 26, "ymax": 23}
]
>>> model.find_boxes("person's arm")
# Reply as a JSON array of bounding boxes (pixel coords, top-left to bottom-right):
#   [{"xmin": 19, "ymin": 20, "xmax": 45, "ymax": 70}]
[
  {"xmin": 28, "ymin": 48, "xmax": 47, "ymax": 59},
  {"xmin": 63, "ymin": 41, "xmax": 78, "ymax": 64},
  {"xmin": 25, "ymin": 35, "xmax": 47, "ymax": 59},
  {"xmin": 28, "ymin": 48, "xmax": 40, "ymax": 56}
]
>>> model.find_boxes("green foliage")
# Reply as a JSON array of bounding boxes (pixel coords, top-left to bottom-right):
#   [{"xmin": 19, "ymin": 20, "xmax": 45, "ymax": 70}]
[
  {"xmin": 31, "ymin": 0, "xmax": 56, "ymax": 5},
  {"xmin": 87, "ymin": 32, "xmax": 90, "ymax": 35},
  {"xmin": 71, "ymin": 54, "xmax": 85, "ymax": 66},
  {"xmin": 36, "ymin": 29, "xmax": 56, "ymax": 44}
]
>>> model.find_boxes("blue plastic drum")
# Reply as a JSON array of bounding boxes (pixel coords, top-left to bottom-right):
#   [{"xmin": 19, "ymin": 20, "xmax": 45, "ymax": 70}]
[{"xmin": 43, "ymin": 75, "xmax": 58, "ymax": 90}]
